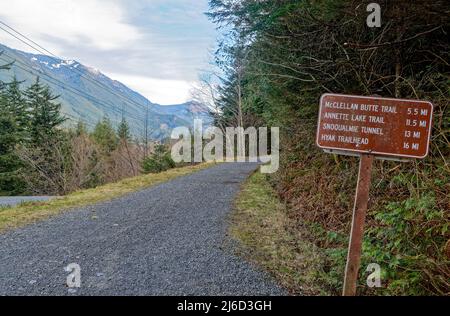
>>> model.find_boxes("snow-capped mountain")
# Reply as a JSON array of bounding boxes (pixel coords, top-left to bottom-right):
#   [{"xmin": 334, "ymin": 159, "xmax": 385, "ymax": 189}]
[{"xmin": 0, "ymin": 43, "xmax": 212, "ymax": 139}]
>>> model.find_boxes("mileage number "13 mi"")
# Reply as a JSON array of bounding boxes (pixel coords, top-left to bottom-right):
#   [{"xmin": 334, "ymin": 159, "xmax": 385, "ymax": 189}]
[{"xmin": 405, "ymin": 131, "xmax": 421, "ymax": 139}]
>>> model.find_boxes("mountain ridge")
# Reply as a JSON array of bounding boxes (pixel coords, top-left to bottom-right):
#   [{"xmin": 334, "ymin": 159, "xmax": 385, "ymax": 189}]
[{"xmin": 0, "ymin": 43, "xmax": 211, "ymax": 140}]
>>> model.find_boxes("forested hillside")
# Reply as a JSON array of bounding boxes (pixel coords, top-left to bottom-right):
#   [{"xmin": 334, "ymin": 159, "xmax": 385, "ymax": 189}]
[
  {"xmin": 0, "ymin": 69, "xmax": 178, "ymax": 197},
  {"xmin": 207, "ymin": 0, "xmax": 449, "ymax": 295}
]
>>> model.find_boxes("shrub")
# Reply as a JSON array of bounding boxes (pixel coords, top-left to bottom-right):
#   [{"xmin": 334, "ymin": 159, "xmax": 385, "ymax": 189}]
[{"xmin": 142, "ymin": 145, "xmax": 176, "ymax": 174}]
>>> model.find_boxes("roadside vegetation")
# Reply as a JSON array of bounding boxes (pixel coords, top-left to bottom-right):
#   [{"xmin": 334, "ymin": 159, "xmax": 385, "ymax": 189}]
[
  {"xmin": 232, "ymin": 172, "xmax": 327, "ymax": 295},
  {"xmin": 208, "ymin": 0, "xmax": 449, "ymax": 295},
  {"xmin": 0, "ymin": 69, "xmax": 178, "ymax": 197}
]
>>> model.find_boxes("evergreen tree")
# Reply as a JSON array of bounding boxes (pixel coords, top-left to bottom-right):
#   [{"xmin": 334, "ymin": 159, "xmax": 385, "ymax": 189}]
[
  {"xmin": 5, "ymin": 76, "xmax": 29, "ymax": 135},
  {"xmin": 142, "ymin": 144, "xmax": 175, "ymax": 174},
  {"xmin": 0, "ymin": 69, "xmax": 26, "ymax": 195},
  {"xmin": 75, "ymin": 120, "xmax": 88, "ymax": 136},
  {"xmin": 25, "ymin": 77, "xmax": 66, "ymax": 144},
  {"xmin": 92, "ymin": 116, "xmax": 118, "ymax": 152},
  {"xmin": 117, "ymin": 117, "xmax": 131, "ymax": 141},
  {"xmin": 0, "ymin": 110, "xmax": 24, "ymax": 194}
]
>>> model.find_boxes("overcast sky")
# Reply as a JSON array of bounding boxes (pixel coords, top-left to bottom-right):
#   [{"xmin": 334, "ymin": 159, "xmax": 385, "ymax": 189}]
[{"xmin": 0, "ymin": 0, "xmax": 217, "ymax": 105}]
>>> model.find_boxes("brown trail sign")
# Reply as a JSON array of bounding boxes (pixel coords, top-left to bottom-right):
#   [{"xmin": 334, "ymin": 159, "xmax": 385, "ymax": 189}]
[{"xmin": 316, "ymin": 93, "xmax": 433, "ymax": 296}]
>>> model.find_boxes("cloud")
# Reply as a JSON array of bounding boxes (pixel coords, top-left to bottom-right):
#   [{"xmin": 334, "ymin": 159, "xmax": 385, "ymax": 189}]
[
  {"xmin": 0, "ymin": 0, "xmax": 217, "ymax": 105},
  {"xmin": 0, "ymin": 0, "xmax": 141, "ymax": 52},
  {"xmin": 109, "ymin": 73, "xmax": 192, "ymax": 105}
]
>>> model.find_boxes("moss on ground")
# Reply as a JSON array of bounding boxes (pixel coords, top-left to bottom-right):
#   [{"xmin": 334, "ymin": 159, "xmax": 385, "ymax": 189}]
[{"xmin": 231, "ymin": 171, "xmax": 329, "ymax": 295}]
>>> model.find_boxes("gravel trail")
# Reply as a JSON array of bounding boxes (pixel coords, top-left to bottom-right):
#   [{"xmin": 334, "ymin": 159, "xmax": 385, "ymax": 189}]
[{"xmin": 0, "ymin": 163, "xmax": 285, "ymax": 296}]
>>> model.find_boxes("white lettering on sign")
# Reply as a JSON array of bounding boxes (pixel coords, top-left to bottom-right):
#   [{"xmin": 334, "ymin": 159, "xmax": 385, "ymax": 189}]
[
  {"xmin": 361, "ymin": 126, "xmax": 383, "ymax": 135},
  {"xmin": 381, "ymin": 106, "xmax": 397, "ymax": 113},
  {"xmin": 323, "ymin": 123, "xmax": 359, "ymax": 133},
  {"xmin": 337, "ymin": 136, "xmax": 369, "ymax": 145},
  {"xmin": 325, "ymin": 102, "xmax": 359, "ymax": 111},
  {"xmin": 324, "ymin": 112, "xmax": 350, "ymax": 120},
  {"xmin": 317, "ymin": 94, "xmax": 434, "ymax": 159},
  {"xmin": 360, "ymin": 104, "xmax": 379, "ymax": 112}
]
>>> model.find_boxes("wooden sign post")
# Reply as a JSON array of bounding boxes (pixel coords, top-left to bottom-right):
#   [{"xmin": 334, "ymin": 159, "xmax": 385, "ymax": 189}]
[
  {"xmin": 342, "ymin": 153, "xmax": 374, "ymax": 296},
  {"xmin": 316, "ymin": 93, "xmax": 433, "ymax": 296}
]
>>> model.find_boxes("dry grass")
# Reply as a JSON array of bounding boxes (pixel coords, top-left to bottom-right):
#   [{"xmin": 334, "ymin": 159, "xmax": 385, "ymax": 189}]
[
  {"xmin": 0, "ymin": 163, "xmax": 217, "ymax": 233},
  {"xmin": 230, "ymin": 171, "xmax": 328, "ymax": 295}
]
